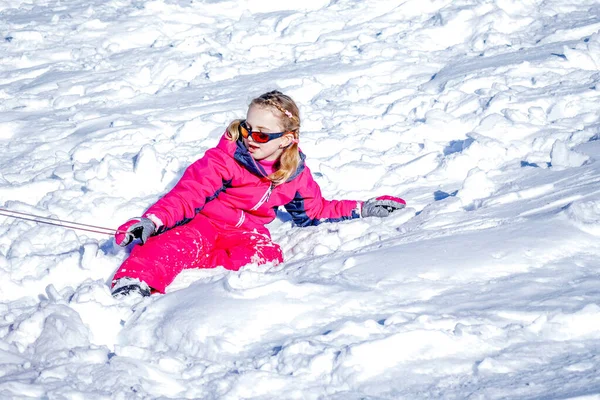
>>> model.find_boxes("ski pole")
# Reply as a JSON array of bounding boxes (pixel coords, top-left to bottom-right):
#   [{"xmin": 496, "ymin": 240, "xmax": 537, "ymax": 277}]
[{"xmin": 0, "ymin": 207, "xmax": 126, "ymax": 236}]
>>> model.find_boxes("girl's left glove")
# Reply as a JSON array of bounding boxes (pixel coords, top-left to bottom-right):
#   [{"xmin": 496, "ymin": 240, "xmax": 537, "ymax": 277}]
[
  {"xmin": 361, "ymin": 195, "xmax": 406, "ymax": 218},
  {"xmin": 115, "ymin": 217, "xmax": 156, "ymax": 246}
]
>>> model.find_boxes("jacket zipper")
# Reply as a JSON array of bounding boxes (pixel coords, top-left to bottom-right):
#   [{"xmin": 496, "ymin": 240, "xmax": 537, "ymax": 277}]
[
  {"xmin": 251, "ymin": 182, "xmax": 274, "ymax": 211},
  {"xmin": 236, "ymin": 183, "xmax": 272, "ymax": 227}
]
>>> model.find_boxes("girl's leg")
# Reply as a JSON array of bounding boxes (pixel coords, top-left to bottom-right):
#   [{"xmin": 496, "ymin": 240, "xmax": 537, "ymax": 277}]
[
  {"xmin": 112, "ymin": 215, "xmax": 218, "ymax": 293},
  {"xmin": 211, "ymin": 229, "xmax": 284, "ymax": 271}
]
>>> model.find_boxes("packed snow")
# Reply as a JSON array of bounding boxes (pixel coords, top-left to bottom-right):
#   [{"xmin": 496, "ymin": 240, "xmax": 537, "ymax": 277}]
[{"xmin": 1, "ymin": 0, "xmax": 600, "ymax": 398}]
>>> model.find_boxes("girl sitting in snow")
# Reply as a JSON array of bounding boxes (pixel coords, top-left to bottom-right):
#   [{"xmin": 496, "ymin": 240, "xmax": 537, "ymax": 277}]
[{"xmin": 111, "ymin": 90, "xmax": 406, "ymax": 297}]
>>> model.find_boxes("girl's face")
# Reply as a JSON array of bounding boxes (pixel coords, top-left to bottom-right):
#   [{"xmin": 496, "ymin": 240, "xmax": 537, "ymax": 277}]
[{"xmin": 244, "ymin": 105, "xmax": 295, "ymax": 162}]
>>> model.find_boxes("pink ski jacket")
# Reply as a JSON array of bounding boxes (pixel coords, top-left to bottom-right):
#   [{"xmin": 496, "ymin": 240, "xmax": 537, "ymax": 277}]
[{"xmin": 143, "ymin": 133, "xmax": 361, "ymax": 234}]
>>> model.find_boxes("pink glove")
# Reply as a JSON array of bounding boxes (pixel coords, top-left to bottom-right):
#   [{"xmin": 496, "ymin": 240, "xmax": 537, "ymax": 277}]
[
  {"xmin": 115, "ymin": 217, "xmax": 156, "ymax": 246},
  {"xmin": 361, "ymin": 195, "xmax": 406, "ymax": 218}
]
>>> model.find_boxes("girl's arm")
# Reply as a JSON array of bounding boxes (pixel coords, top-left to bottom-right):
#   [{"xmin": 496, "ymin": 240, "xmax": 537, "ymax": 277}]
[
  {"xmin": 283, "ymin": 166, "xmax": 361, "ymax": 227},
  {"xmin": 142, "ymin": 148, "xmax": 232, "ymax": 231}
]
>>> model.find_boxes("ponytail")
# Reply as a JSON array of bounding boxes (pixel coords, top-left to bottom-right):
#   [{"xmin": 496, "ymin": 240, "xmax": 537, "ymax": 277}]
[{"xmin": 270, "ymin": 142, "xmax": 301, "ymax": 184}]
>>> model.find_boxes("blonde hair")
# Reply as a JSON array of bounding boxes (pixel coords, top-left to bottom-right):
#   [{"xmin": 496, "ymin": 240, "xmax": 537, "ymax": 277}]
[{"xmin": 227, "ymin": 90, "xmax": 301, "ymax": 184}]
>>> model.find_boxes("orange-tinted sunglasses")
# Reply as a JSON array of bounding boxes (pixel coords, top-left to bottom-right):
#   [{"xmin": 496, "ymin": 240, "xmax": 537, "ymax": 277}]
[{"xmin": 240, "ymin": 120, "xmax": 290, "ymax": 143}]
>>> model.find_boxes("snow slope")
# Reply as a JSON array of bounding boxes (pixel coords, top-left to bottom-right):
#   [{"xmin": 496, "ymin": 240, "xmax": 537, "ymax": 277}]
[{"xmin": 1, "ymin": 0, "xmax": 600, "ymax": 398}]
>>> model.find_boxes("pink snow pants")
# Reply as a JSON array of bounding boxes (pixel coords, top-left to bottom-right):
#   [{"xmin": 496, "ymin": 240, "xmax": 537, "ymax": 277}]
[{"xmin": 112, "ymin": 214, "xmax": 283, "ymax": 293}]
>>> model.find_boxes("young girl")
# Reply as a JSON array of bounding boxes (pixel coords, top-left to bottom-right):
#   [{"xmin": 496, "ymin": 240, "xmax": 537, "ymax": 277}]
[{"xmin": 111, "ymin": 90, "xmax": 406, "ymax": 297}]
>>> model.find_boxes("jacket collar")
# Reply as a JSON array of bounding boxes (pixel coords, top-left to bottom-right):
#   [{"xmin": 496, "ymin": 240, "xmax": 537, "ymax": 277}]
[{"xmin": 217, "ymin": 133, "xmax": 306, "ymax": 182}]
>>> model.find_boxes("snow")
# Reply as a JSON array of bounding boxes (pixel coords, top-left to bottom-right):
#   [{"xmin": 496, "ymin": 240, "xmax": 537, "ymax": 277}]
[{"xmin": 1, "ymin": 0, "xmax": 600, "ymax": 398}]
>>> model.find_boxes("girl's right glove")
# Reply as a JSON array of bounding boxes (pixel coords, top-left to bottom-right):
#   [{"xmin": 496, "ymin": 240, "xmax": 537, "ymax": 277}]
[
  {"xmin": 361, "ymin": 195, "xmax": 406, "ymax": 218},
  {"xmin": 115, "ymin": 217, "xmax": 156, "ymax": 246}
]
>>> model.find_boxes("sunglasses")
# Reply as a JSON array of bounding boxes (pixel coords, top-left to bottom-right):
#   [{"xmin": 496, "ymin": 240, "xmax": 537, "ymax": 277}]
[{"xmin": 240, "ymin": 120, "xmax": 291, "ymax": 143}]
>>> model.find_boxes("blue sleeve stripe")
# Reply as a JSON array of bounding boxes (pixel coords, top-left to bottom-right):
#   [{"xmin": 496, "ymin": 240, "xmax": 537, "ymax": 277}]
[
  {"xmin": 283, "ymin": 191, "xmax": 360, "ymax": 227},
  {"xmin": 156, "ymin": 179, "xmax": 232, "ymax": 233}
]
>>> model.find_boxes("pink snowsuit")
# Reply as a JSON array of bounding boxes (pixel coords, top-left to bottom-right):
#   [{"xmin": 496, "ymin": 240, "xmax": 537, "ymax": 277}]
[{"xmin": 113, "ymin": 133, "xmax": 361, "ymax": 293}]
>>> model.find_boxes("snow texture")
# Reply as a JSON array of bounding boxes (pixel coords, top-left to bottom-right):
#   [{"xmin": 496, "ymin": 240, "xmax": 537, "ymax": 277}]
[{"xmin": 1, "ymin": 0, "xmax": 600, "ymax": 398}]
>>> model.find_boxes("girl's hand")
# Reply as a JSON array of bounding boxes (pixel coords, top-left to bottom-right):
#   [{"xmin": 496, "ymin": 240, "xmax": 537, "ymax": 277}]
[
  {"xmin": 361, "ymin": 196, "xmax": 406, "ymax": 218},
  {"xmin": 115, "ymin": 217, "xmax": 157, "ymax": 246}
]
